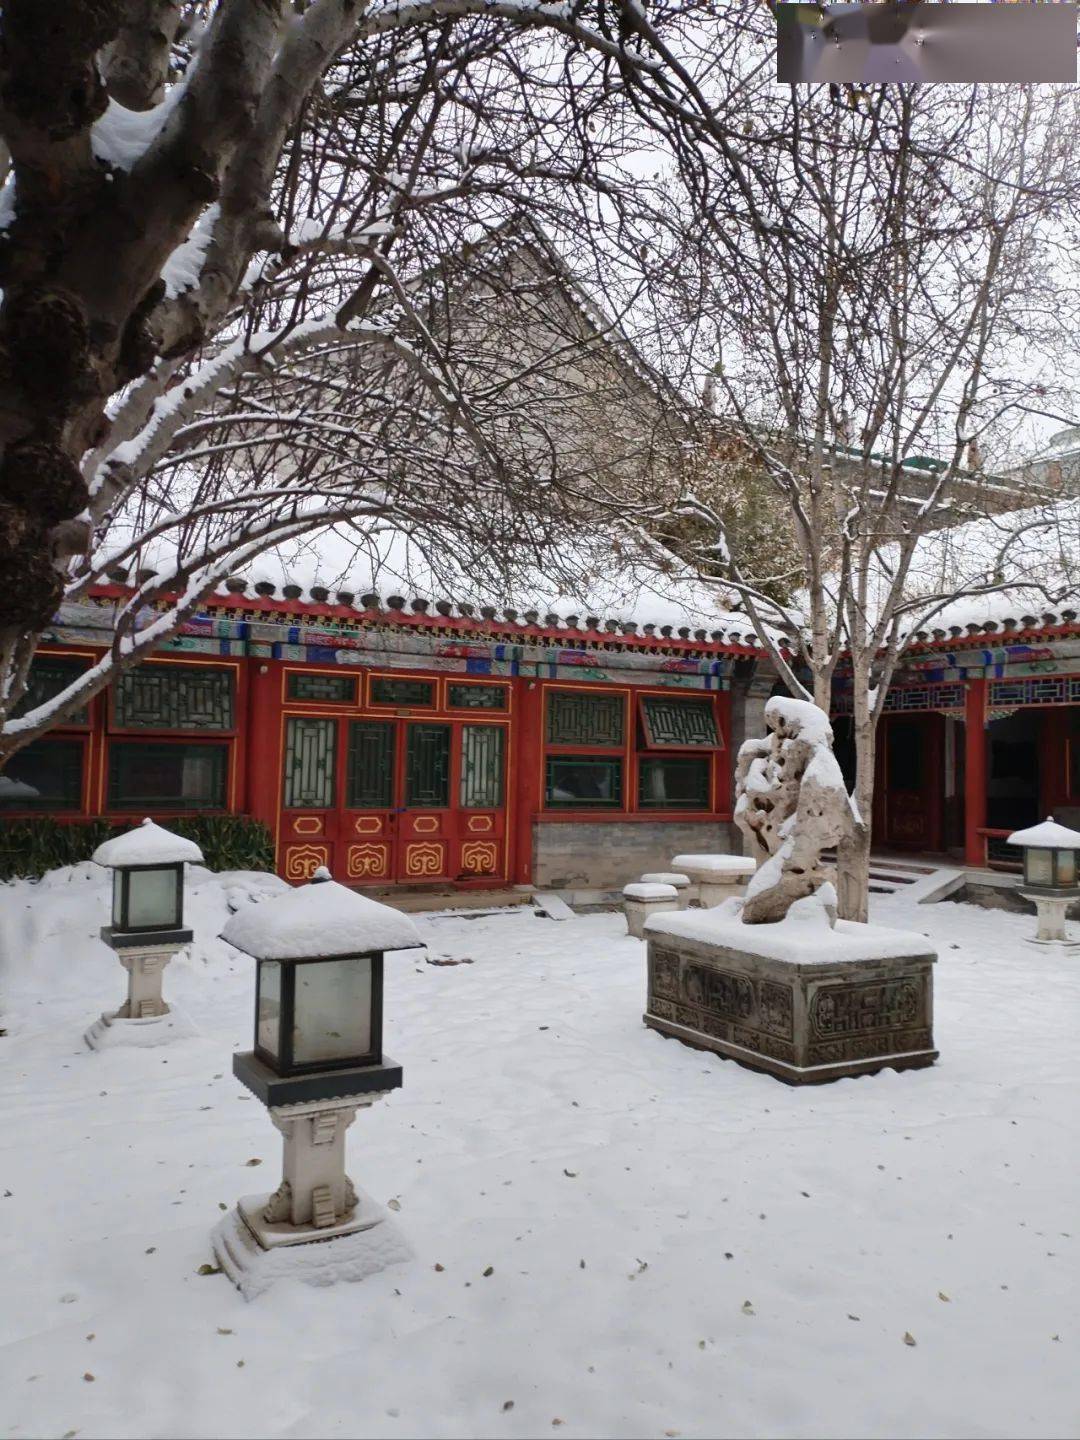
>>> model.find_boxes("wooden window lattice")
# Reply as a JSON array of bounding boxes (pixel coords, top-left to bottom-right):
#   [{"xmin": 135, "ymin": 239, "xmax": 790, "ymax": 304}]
[
  {"xmin": 284, "ymin": 717, "xmax": 336, "ymax": 808},
  {"xmin": 448, "ymin": 683, "xmax": 507, "ymax": 711},
  {"xmin": 114, "ymin": 664, "xmax": 234, "ymax": 730},
  {"xmin": 12, "ymin": 657, "xmax": 90, "ymax": 725},
  {"xmin": 405, "ymin": 724, "xmax": 450, "ymax": 807},
  {"xmin": 460, "ymin": 725, "xmax": 505, "ymax": 808},
  {"xmin": 546, "ymin": 690, "xmax": 624, "ymax": 747},
  {"xmin": 371, "ymin": 677, "xmax": 434, "ymax": 707},
  {"xmin": 346, "ymin": 721, "xmax": 394, "ymax": 809},
  {"xmin": 0, "ymin": 737, "xmax": 83, "ymax": 810},
  {"xmin": 107, "ymin": 741, "xmax": 227, "ymax": 810},
  {"xmin": 640, "ymin": 695, "xmax": 720, "ymax": 748},
  {"xmin": 287, "ymin": 672, "xmax": 357, "ymax": 704}
]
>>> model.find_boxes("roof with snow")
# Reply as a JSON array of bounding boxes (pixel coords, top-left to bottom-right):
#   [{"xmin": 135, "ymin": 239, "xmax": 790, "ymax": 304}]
[
  {"xmin": 1005, "ymin": 818, "xmax": 1080, "ymax": 850},
  {"xmin": 92, "ymin": 818, "xmax": 205, "ymax": 868},
  {"xmin": 221, "ymin": 874, "xmax": 423, "ymax": 959}
]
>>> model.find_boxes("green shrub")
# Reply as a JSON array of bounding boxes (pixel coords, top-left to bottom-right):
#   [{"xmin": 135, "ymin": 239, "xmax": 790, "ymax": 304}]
[{"xmin": 0, "ymin": 814, "xmax": 274, "ymax": 883}]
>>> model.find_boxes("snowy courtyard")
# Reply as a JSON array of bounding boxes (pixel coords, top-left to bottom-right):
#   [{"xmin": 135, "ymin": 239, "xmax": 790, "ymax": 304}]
[{"xmin": 1, "ymin": 867, "xmax": 1078, "ymax": 1440}]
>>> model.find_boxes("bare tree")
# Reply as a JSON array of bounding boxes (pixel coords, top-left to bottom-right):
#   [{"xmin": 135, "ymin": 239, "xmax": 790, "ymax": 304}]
[
  {"xmin": 649, "ymin": 81, "xmax": 1080, "ymax": 918},
  {"xmin": 0, "ymin": 0, "xmax": 754, "ymax": 758}
]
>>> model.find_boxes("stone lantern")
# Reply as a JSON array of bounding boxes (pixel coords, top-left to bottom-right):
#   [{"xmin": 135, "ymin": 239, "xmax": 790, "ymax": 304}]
[
  {"xmin": 1006, "ymin": 817, "xmax": 1080, "ymax": 946},
  {"xmin": 212, "ymin": 868, "xmax": 424, "ymax": 1298},
  {"xmin": 86, "ymin": 818, "xmax": 204, "ymax": 1049}
]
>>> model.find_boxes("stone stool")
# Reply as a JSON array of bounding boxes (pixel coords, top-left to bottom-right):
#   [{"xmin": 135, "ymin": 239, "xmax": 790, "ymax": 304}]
[
  {"xmin": 671, "ymin": 853, "xmax": 757, "ymax": 909},
  {"xmin": 623, "ymin": 882, "xmax": 679, "ymax": 938},
  {"xmin": 640, "ymin": 872, "xmax": 691, "ymax": 909}
]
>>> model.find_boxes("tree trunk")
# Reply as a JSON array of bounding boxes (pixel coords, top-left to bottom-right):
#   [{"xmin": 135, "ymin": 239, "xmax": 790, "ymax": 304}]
[
  {"xmin": 836, "ymin": 675, "xmax": 876, "ymax": 923},
  {"xmin": 836, "ymin": 825, "xmax": 871, "ymax": 924}
]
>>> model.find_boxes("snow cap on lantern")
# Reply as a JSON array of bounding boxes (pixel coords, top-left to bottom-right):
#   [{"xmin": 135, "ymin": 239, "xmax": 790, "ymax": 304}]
[
  {"xmin": 93, "ymin": 817, "xmax": 204, "ymax": 941},
  {"xmin": 222, "ymin": 866, "xmax": 423, "ymax": 1084},
  {"xmin": 1006, "ymin": 816, "xmax": 1080, "ymax": 893}
]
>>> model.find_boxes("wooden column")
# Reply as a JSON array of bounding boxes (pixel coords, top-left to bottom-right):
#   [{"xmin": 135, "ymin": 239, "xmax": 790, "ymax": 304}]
[
  {"xmin": 964, "ymin": 677, "xmax": 988, "ymax": 867},
  {"xmin": 511, "ymin": 677, "xmax": 543, "ymax": 886}
]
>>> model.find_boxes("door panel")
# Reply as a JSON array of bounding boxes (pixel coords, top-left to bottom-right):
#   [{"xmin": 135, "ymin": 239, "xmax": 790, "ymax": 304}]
[
  {"xmin": 280, "ymin": 716, "xmax": 338, "ymax": 879},
  {"xmin": 884, "ymin": 714, "xmax": 942, "ymax": 850},
  {"xmin": 342, "ymin": 720, "xmax": 395, "ymax": 883},
  {"xmin": 455, "ymin": 724, "xmax": 506, "ymax": 880},
  {"xmin": 397, "ymin": 723, "xmax": 452, "ymax": 880}
]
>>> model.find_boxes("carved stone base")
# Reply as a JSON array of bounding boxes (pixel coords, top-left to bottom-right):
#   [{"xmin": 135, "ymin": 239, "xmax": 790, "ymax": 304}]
[
  {"xmin": 212, "ymin": 1189, "xmax": 412, "ymax": 1300},
  {"xmin": 643, "ymin": 907, "xmax": 937, "ymax": 1085},
  {"xmin": 84, "ymin": 1006, "xmax": 198, "ymax": 1051},
  {"xmin": 1021, "ymin": 892, "xmax": 1080, "ymax": 946}
]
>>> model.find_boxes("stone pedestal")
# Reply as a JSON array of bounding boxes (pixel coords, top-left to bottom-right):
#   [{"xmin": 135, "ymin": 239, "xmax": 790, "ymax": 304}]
[
  {"xmin": 84, "ymin": 1005, "xmax": 198, "ymax": 1050},
  {"xmin": 623, "ymin": 882, "xmax": 679, "ymax": 938},
  {"xmin": 85, "ymin": 940, "xmax": 189, "ymax": 1048},
  {"xmin": 640, "ymin": 872, "xmax": 691, "ymax": 909},
  {"xmin": 1021, "ymin": 891, "xmax": 1080, "ymax": 947},
  {"xmin": 672, "ymin": 854, "xmax": 757, "ymax": 908},
  {"xmin": 259, "ymin": 1093, "xmax": 380, "ymax": 1234},
  {"xmin": 643, "ymin": 905, "xmax": 937, "ymax": 1084}
]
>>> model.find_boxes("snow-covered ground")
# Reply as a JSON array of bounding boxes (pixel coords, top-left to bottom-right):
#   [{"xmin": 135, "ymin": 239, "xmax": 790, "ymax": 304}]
[{"xmin": 1, "ymin": 865, "xmax": 1078, "ymax": 1440}]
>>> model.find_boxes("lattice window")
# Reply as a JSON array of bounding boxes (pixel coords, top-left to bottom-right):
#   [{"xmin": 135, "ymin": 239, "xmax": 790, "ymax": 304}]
[
  {"xmin": 12, "ymin": 657, "xmax": 90, "ymax": 725},
  {"xmin": 638, "ymin": 756, "xmax": 711, "ymax": 809},
  {"xmin": 0, "ymin": 738, "xmax": 83, "ymax": 810},
  {"xmin": 546, "ymin": 690, "xmax": 624, "ymax": 746},
  {"xmin": 545, "ymin": 755, "xmax": 623, "ymax": 808},
  {"xmin": 448, "ymin": 683, "xmax": 508, "ymax": 711},
  {"xmin": 879, "ymin": 683, "xmax": 965, "ymax": 714},
  {"xmin": 405, "ymin": 724, "xmax": 450, "ymax": 807},
  {"xmin": 287, "ymin": 672, "xmax": 357, "ymax": 704},
  {"xmin": 640, "ymin": 695, "xmax": 720, "ymax": 748},
  {"xmin": 370, "ymin": 677, "xmax": 434, "ymax": 707},
  {"xmin": 114, "ymin": 664, "xmax": 234, "ymax": 730},
  {"xmin": 460, "ymin": 725, "xmax": 505, "ymax": 808},
  {"xmin": 347, "ymin": 722, "xmax": 394, "ymax": 808},
  {"xmin": 107, "ymin": 741, "xmax": 227, "ymax": 810},
  {"xmin": 990, "ymin": 676, "xmax": 1080, "ymax": 708},
  {"xmin": 283, "ymin": 718, "xmax": 336, "ymax": 808}
]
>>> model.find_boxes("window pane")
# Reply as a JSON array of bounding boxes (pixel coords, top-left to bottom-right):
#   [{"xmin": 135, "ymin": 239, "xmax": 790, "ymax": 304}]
[
  {"xmin": 448, "ymin": 683, "xmax": 507, "ymax": 710},
  {"xmin": 347, "ymin": 722, "xmax": 394, "ymax": 808},
  {"xmin": 114, "ymin": 664, "xmax": 234, "ymax": 730},
  {"xmin": 638, "ymin": 756, "xmax": 711, "ymax": 809},
  {"xmin": 371, "ymin": 677, "xmax": 433, "ymax": 707},
  {"xmin": 11, "ymin": 657, "xmax": 90, "ymax": 725},
  {"xmin": 108, "ymin": 742, "xmax": 227, "ymax": 810},
  {"xmin": 287, "ymin": 672, "xmax": 357, "ymax": 703},
  {"xmin": 460, "ymin": 725, "xmax": 505, "ymax": 808},
  {"xmin": 292, "ymin": 957, "xmax": 372, "ymax": 1065},
  {"xmin": 127, "ymin": 868, "xmax": 180, "ymax": 929},
  {"xmin": 546, "ymin": 690, "xmax": 624, "ymax": 746},
  {"xmin": 0, "ymin": 738, "xmax": 83, "ymax": 810},
  {"xmin": 257, "ymin": 961, "xmax": 282, "ymax": 1062},
  {"xmin": 405, "ymin": 724, "xmax": 450, "ymax": 807},
  {"xmin": 283, "ymin": 718, "xmax": 336, "ymax": 808},
  {"xmin": 545, "ymin": 756, "xmax": 623, "ymax": 808},
  {"xmin": 641, "ymin": 695, "xmax": 720, "ymax": 747}
]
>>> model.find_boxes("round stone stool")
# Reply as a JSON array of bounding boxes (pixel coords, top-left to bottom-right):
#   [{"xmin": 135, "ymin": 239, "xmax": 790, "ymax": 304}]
[
  {"xmin": 622, "ymin": 882, "xmax": 679, "ymax": 938},
  {"xmin": 640, "ymin": 872, "xmax": 691, "ymax": 909},
  {"xmin": 671, "ymin": 854, "xmax": 756, "ymax": 909}
]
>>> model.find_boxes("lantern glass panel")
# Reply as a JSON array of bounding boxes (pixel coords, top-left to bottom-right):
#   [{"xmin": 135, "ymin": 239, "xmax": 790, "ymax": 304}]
[
  {"xmin": 257, "ymin": 960, "xmax": 282, "ymax": 1063},
  {"xmin": 1055, "ymin": 849, "xmax": 1077, "ymax": 887},
  {"xmin": 291, "ymin": 957, "xmax": 373, "ymax": 1067},
  {"xmin": 1025, "ymin": 847, "xmax": 1054, "ymax": 888},
  {"xmin": 127, "ymin": 866, "xmax": 180, "ymax": 929},
  {"xmin": 112, "ymin": 870, "xmax": 124, "ymax": 928}
]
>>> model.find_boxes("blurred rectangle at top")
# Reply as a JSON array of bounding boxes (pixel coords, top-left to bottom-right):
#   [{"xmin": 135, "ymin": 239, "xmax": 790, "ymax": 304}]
[{"xmin": 775, "ymin": 3, "xmax": 1078, "ymax": 83}]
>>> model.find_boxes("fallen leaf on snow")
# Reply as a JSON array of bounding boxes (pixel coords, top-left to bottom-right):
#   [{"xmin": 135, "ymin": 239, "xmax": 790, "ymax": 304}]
[
  {"xmin": 196, "ymin": 1263, "xmax": 221, "ymax": 1276},
  {"xmin": 938, "ymin": 1292, "xmax": 951, "ymax": 1302},
  {"xmin": 483, "ymin": 1266, "xmax": 494, "ymax": 1277},
  {"xmin": 245, "ymin": 1158, "xmax": 262, "ymax": 1167},
  {"xmin": 83, "ymin": 1372, "xmax": 95, "ymax": 1382},
  {"xmin": 502, "ymin": 1401, "xmax": 515, "ymax": 1412},
  {"xmin": 741, "ymin": 1301, "xmax": 755, "ymax": 1316},
  {"xmin": 903, "ymin": 1332, "xmax": 917, "ymax": 1347},
  {"xmin": 217, "ymin": 1328, "xmax": 233, "ymax": 1336},
  {"xmin": 563, "ymin": 1169, "xmax": 577, "ymax": 1178},
  {"xmin": 387, "ymin": 1198, "xmax": 402, "ymax": 1212}
]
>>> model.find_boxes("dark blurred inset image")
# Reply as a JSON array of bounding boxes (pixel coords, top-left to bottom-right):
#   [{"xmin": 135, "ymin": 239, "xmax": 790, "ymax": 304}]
[{"xmin": 775, "ymin": 2, "xmax": 1078, "ymax": 82}]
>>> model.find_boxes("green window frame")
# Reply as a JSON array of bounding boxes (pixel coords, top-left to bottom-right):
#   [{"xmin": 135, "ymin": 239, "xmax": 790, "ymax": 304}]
[
  {"xmin": 639, "ymin": 694, "xmax": 721, "ymax": 749},
  {"xmin": 637, "ymin": 755, "xmax": 712, "ymax": 810},
  {"xmin": 544, "ymin": 755, "xmax": 623, "ymax": 809},
  {"xmin": 0, "ymin": 737, "xmax": 84, "ymax": 811},
  {"xmin": 287, "ymin": 672, "xmax": 358, "ymax": 704},
  {"xmin": 283, "ymin": 717, "xmax": 337, "ymax": 809},
  {"xmin": 447, "ymin": 682, "xmax": 508, "ymax": 711},
  {"xmin": 107, "ymin": 741, "xmax": 228, "ymax": 811},
  {"xmin": 370, "ymin": 677, "xmax": 434, "ymax": 708},
  {"xmin": 546, "ymin": 690, "xmax": 625, "ymax": 747},
  {"xmin": 460, "ymin": 725, "xmax": 505, "ymax": 808},
  {"xmin": 113, "ymin": 664, "xmax": 235, "ymax": 731},
  {"xmin": 405, "ymin": 724, "xmax": 451, "ymax": 808},
  {"xmin": 11, "ymin": 656, "xmax": 91, "ymax": 727},
  {"xmin": 346, "ymin": 721, "xmax": 395, "ymax": 809}
]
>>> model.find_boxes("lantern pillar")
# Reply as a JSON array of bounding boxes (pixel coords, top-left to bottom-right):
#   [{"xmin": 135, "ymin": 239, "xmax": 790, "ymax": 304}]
[
  {"xmin": 116, "ymin": 944, "xmax": 175, "ymax": 1020},
  {"xmin": 1020, "ymin": 892, "xmax": 1075, "ymax": 945}
]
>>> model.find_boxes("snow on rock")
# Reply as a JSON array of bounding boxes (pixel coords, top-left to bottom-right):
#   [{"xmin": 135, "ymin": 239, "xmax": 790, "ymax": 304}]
[
  {"xmin": 764, "ymin": 695, "xmax": 835, "ymax": 751},
  {"xmin": 622, "ymin": 882, "xmax": 678, "ymax": 901},
  {"xmin": 91, "ymin": 817, "xmax": 205, "ymax": 868},
  {"xmin": 646, "ymin": 891, "xmax": 931, "ymax": 964},
  {"xmin": 1005, "ymin": 816, "xmax": 1080, "ymax": 849},
  {"xmin": 221, "ymin": 874, "xmax": 423, "ymax": 959}
]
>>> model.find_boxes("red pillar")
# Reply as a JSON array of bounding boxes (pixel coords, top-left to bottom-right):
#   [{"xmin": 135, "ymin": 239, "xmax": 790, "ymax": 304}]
[
  {"xmin": 715, "ymin": 688, "xmax": 733, "ymax": 817},
  {"xmin": 511, "ymin": 677, "xmax": 543, "ymax": 886},
  {"xmin": 964, "ymin": 677, "xmax": 988, "ymax": 867}
]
